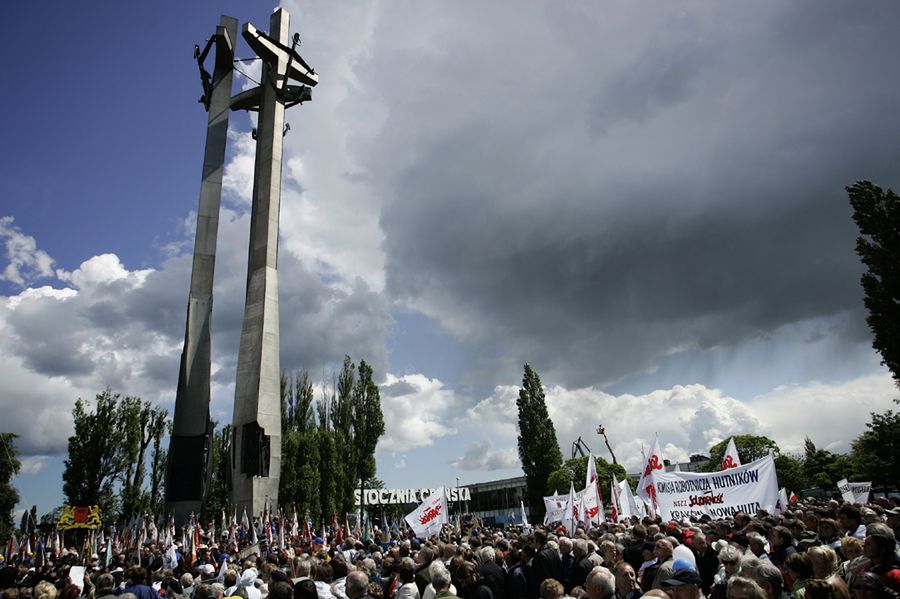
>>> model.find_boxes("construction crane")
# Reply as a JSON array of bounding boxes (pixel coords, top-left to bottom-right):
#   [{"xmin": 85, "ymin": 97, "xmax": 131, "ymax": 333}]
[
  {"xmin": 571, "ymin": 436, "xmax": 592, "ymax": 459},
  {"xmin": 596, "ymin": 424, "xmax": 619, "ymax": 465}
]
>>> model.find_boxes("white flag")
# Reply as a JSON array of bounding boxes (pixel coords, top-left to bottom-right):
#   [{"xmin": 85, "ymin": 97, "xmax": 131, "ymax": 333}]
[
  {"xmin": 775, "ymin": 487, "xmax": 788, "ymax": 515},
  {"xmin": 722, "ymin": 437, "xmax": 741, "ymax": 470},
  {"xmin": 563, "ymin": 482, "xmax": 577, "ymax": 535},
  {"xmin": 583, "ymin": 454, "xmax": 604, "ymax": 526},
  {"xmin": 520, "ymin": 500, "xmax": 530, "ymax": 531},
  {"xmin": 543, "ymin": 492, "xmax": 568, "ymax": 525},
  {"xmin": 405, "ymin": 487, "xmax": 448, "ymax": 538},
  {"xmin": 618, "ymin": 477, "xmax": 642, "ymax": 520},
  {"xmin": 637, "ymin": 436, "xmax": 664, "ymax": 518}
]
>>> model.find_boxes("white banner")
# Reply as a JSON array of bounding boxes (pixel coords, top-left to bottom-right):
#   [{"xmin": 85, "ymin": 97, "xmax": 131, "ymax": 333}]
[
  {"xmin": 544, "ymin": 492, "xmax": 568, "ymax": 525},
  {"xmin": 836, "ymin": 479, "xmax": 871, "ymax": 504},
  {"xmin": 653, "ymin": 454, "xmax": 779, "ymax": 521},
  {"xmin": 405, "ymin": 486, "xmax": 448, "ymax": 538}
]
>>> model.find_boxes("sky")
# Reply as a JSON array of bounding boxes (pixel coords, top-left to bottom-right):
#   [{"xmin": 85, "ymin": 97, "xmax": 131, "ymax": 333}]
[{"xmin": 2, "ymin": 1, "xmax": 900, "ymax": 518}]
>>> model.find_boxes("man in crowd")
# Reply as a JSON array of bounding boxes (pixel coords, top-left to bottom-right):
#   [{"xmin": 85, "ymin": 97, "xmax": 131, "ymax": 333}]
[{"xmin": 650, "ymin": 540, "xmax": 674, "ymax": 590}]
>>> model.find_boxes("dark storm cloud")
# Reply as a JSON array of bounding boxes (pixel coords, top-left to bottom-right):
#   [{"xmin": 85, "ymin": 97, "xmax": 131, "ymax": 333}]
[{"xmin": 346, "ymin": 0, "xmax": 900, "ymax": 389}]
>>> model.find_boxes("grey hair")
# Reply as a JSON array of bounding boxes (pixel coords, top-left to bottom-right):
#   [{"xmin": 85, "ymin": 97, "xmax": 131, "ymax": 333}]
[
  {"xmin": 477, "ymin": 546, "xmax": 496, "ymax": 565},
  {"xmin": 586, "ymin": 567, "xmax": 615, "ymax": 599},
  {"xmin": 431, "ymin": 565, "xmax": 452, "ymax": 592},
  {"xmin": 753, "ymin": 563, "xmax": 784, "ymax": 597}
]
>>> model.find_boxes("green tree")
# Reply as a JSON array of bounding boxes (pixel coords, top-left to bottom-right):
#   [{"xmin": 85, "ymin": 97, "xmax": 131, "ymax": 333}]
[
  {"xmin": 702, "ymin": 435, "xmax": 779, "ymax": 471},
  {"xmin": 850, "ymin": 410, "xmax": 900, "ymax": 487},
  {"xmin": 296, "ymin": 430, "xmax": 322, "ymax": 520},
  {"xmin": 847, "ymin": 181, "xmax": 900, "ymax": 387},
  {"xmin": 0, "ymin": 433, "xmax": 21, "ymax": 543},
  {"xmin": 802, "ymin": 438, "xmax": 846, "ymax": 489},
  {"xmin": 547, "ymin": 455, "xmax": 625, "ymax": 497},
  {"xmin": 206, "ymin": 423, "xmax": 232, "ymax": 518},
  {"xmin": 147, "ymin": 418, "xmax": 169, "ymax": 517},
  {"xmin": 774, "ymin": 453, "xmax": 808, "ymax": 493},
  {"xmin": 119, "ymin": 397, "xmax": 168, "ymax": 520},
  {"xmin": 352, "ymin": 360, "xmax": 384, "ymax": 516},
  {"xmin": 517, "ymin": 364, "xmax": 564, "ymax": 517},
  {"xmin": 63, "ymin": 390, "xmax": 128, "ymax": 519},
  {"xmin": 546, "ymin": 468, "xmax": 572, "ymax": 496},
  {"xmin": 333, "ymin": 357, "xmax": 357, "ymax": 516}
]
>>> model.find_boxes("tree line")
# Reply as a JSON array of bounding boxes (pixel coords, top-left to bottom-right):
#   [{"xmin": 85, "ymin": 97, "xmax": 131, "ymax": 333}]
[
  {"xmin": 38, "ymin": 355, "xmax": 384, "ymax": 526},
  {"xmin": 203, "ymin": 355, "xmax": 384, "ymax": 523}
]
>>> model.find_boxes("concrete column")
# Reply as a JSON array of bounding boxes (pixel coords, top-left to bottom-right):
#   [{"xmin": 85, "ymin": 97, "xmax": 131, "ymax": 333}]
[{"xmin": 166, "ymin": 15, "xmax": 237, "ymax": 525}]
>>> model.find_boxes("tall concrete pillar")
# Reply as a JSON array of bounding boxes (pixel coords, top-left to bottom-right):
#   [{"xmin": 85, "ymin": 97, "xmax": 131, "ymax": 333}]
[
  {"xmin": 166, "ymin": 15, "xmax": 237, "ymax": 524},
  {"xmin": 230, "ymin": 7, "xmax": 317, "ymax": 516}
]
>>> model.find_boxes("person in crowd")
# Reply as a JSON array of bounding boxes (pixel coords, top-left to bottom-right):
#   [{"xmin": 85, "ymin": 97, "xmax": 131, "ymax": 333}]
[
  {"xmin": 572, "ymin": 540, "xmax": 596, "ymax": 593},
  {"xmin": 692, "ymin": 534, "xmax": 719, "ymax": 596},
  {"xmin": 397, "ymin": 558, "xmax": 421, "ymax": 599},
  {"xmin": 659, "ymin": 568, "xmax": 702, "ymax": 599},
  {"xmin": 458, "ymin": 562, "xmax": 494, "ymax": 599},
  {"xmin": 538, "ymin": 580, "xmax": 564, "ymax": 599},
  {"xmin": 838, "ymin": 508, "xmax": 866, "ymax": 542},
  {"xmin": 476, "ymin": 547, "xmax": 505, "ymax": 599},
  {"xmin": 585, "ymin": 568, "xmax": 616, "ymax": 599},
  {"xmin": 624, "ymin": 529, "xmax": 649, "ymax": 573},
  {"xmin": 423, "ymin": 562, "xmax": 458, "ymax": 599},
  {"xmin": 612, "ymin": 562, "xmax": 642, "ymax": 599},
  {"xmin": 504, "ymin": 549, "xmax": 527, "ymax": 599},
  {"xmin": 430, "ymin": 566, "xmax": 457, "ymax": 599},
  {"xmin": 530, "ymin": 532, "xmax": 562, "ymax": 599},
  {"xmin": 638, "ymin": 544, "xmax": 659, "ymax": 593},
  {"xmin": 347, "ymin": 572, "xmax": 375, "ymax": 599},
  {"xmin": 651, "ymin": 541, "xmax": 675, "ymax": 590},
  {"xmin": 769, "ymin": 528, "xmax": 798, "ymax": 571},
  {"xmin": 784, "ymin": 553, "xmax": 812, "ymax": 599},
  {"xmin": 727, "ymin": 577, "xmax": 767, "ymax": 599},
  {"xmin": 711, "ymin": 545, "xmax": 744, "ymax": 599},
  {"xmin": 848, "ymin": 572, "xmax": 898, "ymax": 599},
  {"xmin": 840, "ymin": 538, "xmax": 870, "ymax": 582},
  {"xmin": 862, "ymin": 524, "xmax": 900, "ymax": 593},
  {"xmin": 749, "ymin": 562, "xmax": 786, "ymax": 599}
]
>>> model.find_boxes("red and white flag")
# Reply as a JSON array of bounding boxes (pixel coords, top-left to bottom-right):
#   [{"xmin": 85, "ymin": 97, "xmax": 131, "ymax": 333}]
[
  {"xmin": 722, "ymin": 437, "xmax": 741, "ymax": 470},
  {"xmin": 583, "ymin": 454, "xmax": 605, "ymax": 526},
  {"xmin": 637, "ymin": 436, "xmax": 664, "ymax": 518},
  {"xmin": 405, "ymin": 487, "xmax": 448, "ymax": 538},
  {"xmin": 610, "ymin": 474, "xmax": 621, "ymax": 523}
]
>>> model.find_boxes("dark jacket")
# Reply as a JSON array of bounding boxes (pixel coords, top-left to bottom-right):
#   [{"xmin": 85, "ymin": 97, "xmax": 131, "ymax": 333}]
[
  {"xmin": 478, "ymin": 561, "xmax": 505, "ymax": 599},
  {"xmin": 569, "ymin": 555, "xmax": 594, "ymax": 593},
  {"xmin": 505, "ymin": 563, "xmax": 527, "ymax": 599},
  {"xmin": 529, "ymin": 545, "xmax": 561, "ymax": 599}
]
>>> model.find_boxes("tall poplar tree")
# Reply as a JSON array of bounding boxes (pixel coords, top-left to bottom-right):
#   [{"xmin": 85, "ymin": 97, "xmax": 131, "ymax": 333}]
[
  {"xmin": 0, "ymin": 433, "xmax": 20, "ymax": 543},
  {"xmin": 352, "ymin": 360, "xmax": 384, "ymax": 515},
  {"xmin": 848, "ymin": 181, "xmax": 900, "ymax": 387},
  {"xmin": 63, "ymin": 390, "xmax": 128, "ymax": 519},
  {"xmin": 516, "ymin": 364, "xmax": 563, "ymax": 517}
]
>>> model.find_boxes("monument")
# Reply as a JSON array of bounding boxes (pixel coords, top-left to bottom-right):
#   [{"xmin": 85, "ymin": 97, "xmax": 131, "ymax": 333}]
[
  {"xmin": 229, "ymin": 8, "xmax": 318, "ymax": 516},
  {"xmin": 166, "ymin": 15, "xmax": 238, "ymax": 524},
  {"xmin": 167, "ymin": 8, "xmax": 317, "ymax": 520}
]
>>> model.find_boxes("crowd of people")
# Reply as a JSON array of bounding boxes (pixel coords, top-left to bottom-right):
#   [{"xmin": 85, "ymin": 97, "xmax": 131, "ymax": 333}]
[{"xmin": 1, "ymin": 498, "xmax": 898, "ymax": 599}]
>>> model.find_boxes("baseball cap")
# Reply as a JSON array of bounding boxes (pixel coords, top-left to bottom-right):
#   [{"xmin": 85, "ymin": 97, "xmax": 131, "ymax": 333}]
[{"xmin": 661, "ymin": 569, "xmax": 702, "ymax": 588}]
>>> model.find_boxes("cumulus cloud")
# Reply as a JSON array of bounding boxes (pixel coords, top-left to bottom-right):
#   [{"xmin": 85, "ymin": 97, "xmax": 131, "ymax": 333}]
[
  {"xmin": 450, "ymin": 440, "xmax": 519, "ymax": 471},
  {"xmin": 378, "ymin": 373, "xmax": 462, "ymax": 453},
  {"xmin": 0, "ymin": 217, "xmax": 55, "ymax": 287},
  {"xmin": 0, "ymin": 208, "xmax": 392, "ymax": 456},
  {"xmin": 18, "ymin": 456, "xmax": 49, "ymax": 475},
  {"xmin": 451, "ymin": 374, "xmax": 898, "ymax": 475},
  {"xmin": 748, "ymin": 373, "xmax": 898, "ymax": 455}
]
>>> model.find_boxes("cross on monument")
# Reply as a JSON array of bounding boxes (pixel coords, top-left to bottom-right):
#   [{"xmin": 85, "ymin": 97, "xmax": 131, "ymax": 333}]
[{"xmin": 230, "ymin": 7, "xmax": 318, "ymax": 516}]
